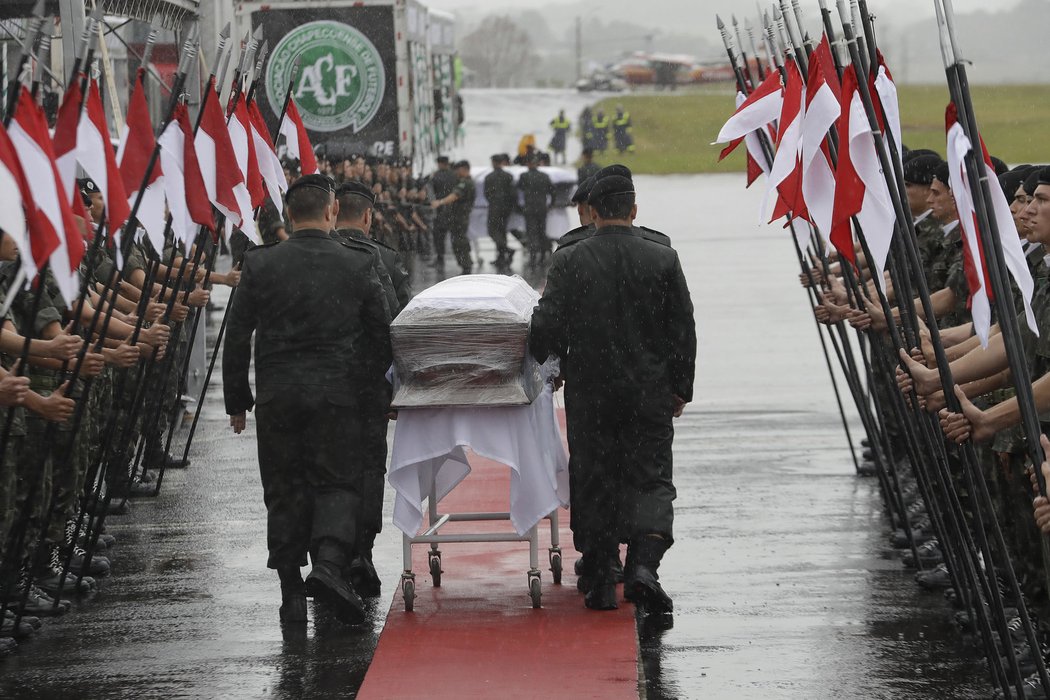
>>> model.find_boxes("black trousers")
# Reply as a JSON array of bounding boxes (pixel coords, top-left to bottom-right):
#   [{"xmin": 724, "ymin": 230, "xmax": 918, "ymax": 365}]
[
  {"xmin": 450, "ymin": 218, "xmax": 473, "ymax": 271},
  {"xmin": 355, "ymin": 386, "xmax": 390, "ymax": 555},
  {"xmin": 563, "ymin": 384, "xmax": 676, "ymax": 557},
  {"xmin": 255, "ymin": 384, "xmax": 362, "ymax": 569},
  {"xmin": 432, "ymin": 214, "xmax": 452, "ymax": 259},
  {"xmin": 523, "ymin": 208, "xmax": 548, "ymax": 254},
  {"xmin": 487, "ymin": 208, "xmax": 511, "ymax": 255}
]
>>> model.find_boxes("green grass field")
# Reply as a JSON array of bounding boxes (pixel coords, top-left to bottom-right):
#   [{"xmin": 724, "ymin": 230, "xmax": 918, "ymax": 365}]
[{"xmin": 590, "ymin": 84, "xmax": 1050, "ymax": 175}]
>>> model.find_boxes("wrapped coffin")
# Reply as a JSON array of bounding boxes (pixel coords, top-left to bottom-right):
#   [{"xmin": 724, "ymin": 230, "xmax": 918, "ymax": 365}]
[{"xmin": 390, "ymin": 274, "xmax": 545, "ymax": 408}]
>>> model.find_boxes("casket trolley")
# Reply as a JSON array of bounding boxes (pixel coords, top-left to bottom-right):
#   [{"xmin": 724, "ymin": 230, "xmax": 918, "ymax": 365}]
[{"xmin": 389, "ymin": 275, "xmax": 565, "ymax": 610}]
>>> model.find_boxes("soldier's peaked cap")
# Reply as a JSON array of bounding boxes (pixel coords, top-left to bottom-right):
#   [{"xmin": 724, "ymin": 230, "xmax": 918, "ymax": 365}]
[
  {"xmin": 336, "ymin": 180, "xmax": 376, "ymax": 206},
  {"xmin": 587, "ymin": 175, "xmax": 635, "ymax": 206},
  {"xmin": 78, "ymin": 177, "xmax": 99, "ymax": 195},
  {"xmin": 571, "ymin": 175, "xmax": 596, "ymax": 204},
  {"xmin": 286, "ymin": 174, "xmax": 334, "ymax": 199},
  {"xmin": 593, "ymin": 164, "xmax": 632, "ymax": 182}
]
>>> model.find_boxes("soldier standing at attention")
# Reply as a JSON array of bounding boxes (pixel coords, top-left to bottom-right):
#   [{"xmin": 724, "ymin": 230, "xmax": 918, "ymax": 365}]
[
  {"xmin": 484, "ymin": 153, "xmax": 516, "ymax": 273},
  {"xmin": 428, "ymin": 156, "xmax": 458, "ymax": 270},
  {"xmin": 517, "ymin": 155, "xmax": 556, "ymax": 265},
  {"xmin": 430, "ymin": 160, "xmax": 476, "ymax": 275},
  {"xmin": 577, "ymin": 148, "xmax": 601, "ymax": 185},
  {"xmin": 529, "ymin": 173, "xmax": 696, "ymax": 616},
  {"xmin": 549, "ymin": 110, "xmax": 571, "ymax": 165},
  {"xmin": 222, "ymin": 174, "xmax": 392, "ymax": 627},
  {"xmin": 591, "ymin": 110, "xmax": 610, "ymax": 155}
]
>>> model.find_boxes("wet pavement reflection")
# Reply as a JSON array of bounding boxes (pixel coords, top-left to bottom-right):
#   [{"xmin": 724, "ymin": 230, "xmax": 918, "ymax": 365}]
[{"xmin": 0, "ymin": 97, "xmax": 999, "ymax": 698}]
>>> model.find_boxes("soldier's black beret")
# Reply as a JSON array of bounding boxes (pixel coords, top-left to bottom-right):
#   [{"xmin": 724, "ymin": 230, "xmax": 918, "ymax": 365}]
[
  {"xmin": 1037, "ymin": 166, "xmax": 1050, "ymax": 188},
  {"xmin": 903, "ymin": 155, "xmax": 942, "ymax": 186},
  {"xmin": 436, "ymin": 156, "xmax": 450, "ymax": 165},
  {"xmin": 998, "ymin": 168, "xmax": 1030, "ymax": 201},
  {"xmin": 1025, "ymin": 167, "xmax": 1045, "ymax": 196},
  {"xmin": 587, "ymin": 174, "xmax": 635, "ymax": 206},
  {"xmin": 490, "ymin": 153, "xmax": 502, "ymax": 162},
  {"xmin": 78, "ymin": 177, "xmax": 99, "ymax": 196},
  {"xmin": 571, "ymin": 175, "xmax": 596, "ymax": 204},
  {"xmin": 454, "ymin": 160, "xmax": 470, "ymax": 169},
  {"xmin": 336, "ymin": 179, "xmax": 376, "ymax": 206},
  {"xmin": 904, "ymin": 148, "xmax": 941, "ymax": 163},
  {"xmin": 286, "ymin": 174, "xmax": 335, "ymax": 200},
  {"xmin": 593, "ymin": 164, "xmax": 632, "ymax": 182},
  {"xmin": 989, "ymin": 156, "xmax": 1009, "ymax": 177},
  {"xmin": 933, "ymin": 162, "xmax": 951, "ymax": 189}
]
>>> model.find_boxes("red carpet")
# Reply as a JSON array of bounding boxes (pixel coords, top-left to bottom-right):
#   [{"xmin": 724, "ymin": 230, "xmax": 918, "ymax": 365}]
[{"xmin": 358, "ymin": 411, "xmax": 640, "ymax": 699}]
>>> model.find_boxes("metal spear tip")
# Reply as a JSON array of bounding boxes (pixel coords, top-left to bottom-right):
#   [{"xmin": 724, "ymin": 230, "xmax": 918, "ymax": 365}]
[
  {"xmin": 744, "ymin": 16, "xmax": 753, "ymax": 30},
  {"xmin": 31, "ymin": 0, "xmax": 44, "ymax": 17},
  {"xmin": 732, "ymin": 14, "xmax": 739, "ymax": 26},
  {"xmin": 716, "ymin": 14, "xmax": 725, "ymax": 30},
  {"xmin": 87, "ymin": 5, "xmax": 104, "ymax": 22},
  {"xmin": 219, "ymin": 21, "xmax": 231, "ymax": 40},
  {"xmin": 252, "ymin": 25, "xmax": 264, "ymax": 41}
]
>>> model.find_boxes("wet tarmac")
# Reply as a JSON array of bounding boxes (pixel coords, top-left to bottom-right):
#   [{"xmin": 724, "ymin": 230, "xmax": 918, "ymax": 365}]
[{"xmin": 0, "ymin": 90, "xmax": 996, "ymax": 698}]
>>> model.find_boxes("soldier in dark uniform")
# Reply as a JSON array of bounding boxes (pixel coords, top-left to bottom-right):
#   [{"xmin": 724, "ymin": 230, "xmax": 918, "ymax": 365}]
[
  {"xmin": 331, "ymin": 180, "xmax": 411, "ymax": 597},
  {"xmin": 484, "ymin": 154, "xmax": 516, "ymax": 273},
  {"xmin": 223, "ymin": 174, "xmax": 392, "ymax": 626},
  {"xmin": 428, "ymin": 156, "xmax": 458, "ymax": 270},
  {"xmin": 577, "ymin": 148, "xmax": 601, "ymax": 185},
  {"xmin": 529, "ymin": 174, "xmax": 696, "ymax": 615},
  {"xmin": 430, "ymin": 160, "xmax": 475, "ymax": 275},
  {"xmin": 517, "ymin": 155, "xmax": 555, "ymax": 264}
]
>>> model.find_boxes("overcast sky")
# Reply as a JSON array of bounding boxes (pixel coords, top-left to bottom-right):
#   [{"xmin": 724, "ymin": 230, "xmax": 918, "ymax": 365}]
[{"xmin": 424, "ymin": 0, "xmax": 1026, "ymax": 29}]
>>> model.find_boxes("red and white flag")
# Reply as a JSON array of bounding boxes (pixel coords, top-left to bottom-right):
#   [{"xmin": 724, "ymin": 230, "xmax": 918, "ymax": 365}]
[
  {"xmin": 762, "ymin": 60, "xmax": 806, "ymax": 223},
  {"xmin": 9, "ymin": 87, "xmax": 83, "ymax": 304},
  {"xmin": 195, "ymin": 77, "xmax": 249, "ymax": 240},
  {"xmin": 718, "ymin": 92, "xmax": 767, "ymax": 188},
  {"xmin": 52, "ymin": 77, "xmax": 84, "ymax": 210},
  {"xmin": 278, "ymin": 99, "xmax": 318, "ymax": 175},
  {"xmin": 117, "ymin": 71, "xmax": 166, "ymax": 253},
  {"xmin": 829, "ymin": 65, "xmax": 895, "ymax": 286},
  {"xmin": 77, "ymin": 79, "xmax": 131, "ymax": 235},
  {"xmin": 248, "ymin": 98, "xmax": 288, "ymax": 207},
  {"xmin": 0, "ymin": 122, "xmax": 39, "ymax": 283},
  {"xmin": 873, "ymin": 52, "xmax": 902, "ymax": 167},
  {"xmin": 800, "ymin": 35, "xmax": 840, "ymax": 245},
  {"xmin": 226, "ymin": 97, "xmax": 263, "ymax": 242},
  {"xmin": 714, "ymin": 70, "xmax": 783, "ymax": 145},
  {"xmin": 945, "ymin": 103, "xmax": 1036, "ymax": 347},
  {"xmin": 158, "ymin": 103, "xmax": 214, "ymax": 247}
]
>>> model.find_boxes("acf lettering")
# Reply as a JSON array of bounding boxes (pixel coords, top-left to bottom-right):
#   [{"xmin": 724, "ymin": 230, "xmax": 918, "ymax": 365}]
[{"xmin": 296, "ymin": 54, "xmax": 359, "ymax": 107}]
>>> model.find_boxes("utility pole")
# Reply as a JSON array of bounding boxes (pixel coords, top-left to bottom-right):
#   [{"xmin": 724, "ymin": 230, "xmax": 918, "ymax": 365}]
[{"xmin": 575, "ymin": 16, "xmax": 582, "ymax": 82}]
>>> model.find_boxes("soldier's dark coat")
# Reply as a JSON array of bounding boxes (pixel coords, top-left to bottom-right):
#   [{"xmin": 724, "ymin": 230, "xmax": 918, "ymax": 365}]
[
  {"xmin": 529, "ymin": 225, "xmax": 696, "ymax": 556},
  {"xmin": 223, "ymin": 229, "xmax": 392, "ymax": 569}
]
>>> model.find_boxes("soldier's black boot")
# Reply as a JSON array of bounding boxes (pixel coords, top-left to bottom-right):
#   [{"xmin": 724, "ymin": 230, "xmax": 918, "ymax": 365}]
[
  {"xmin": 348, "ymin": 532, "xmax": 381, "ymax": 598},
  {"xmin": 583, "ymin": 551, "xmax": 619, "ymax": 611},
  {"xmin": 625, "ymin": 535, "xmax": 673, "ymax": 615},
  {"xmin": 306, "ymin": 541, "xmax": 365, "ymax": 625},
  {"xmin": 277, "ymin": 567, "xmax": 307, "ymax": 625}
]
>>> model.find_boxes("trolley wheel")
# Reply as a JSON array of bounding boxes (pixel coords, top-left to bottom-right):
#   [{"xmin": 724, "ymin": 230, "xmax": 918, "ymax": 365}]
[
  {"xmin": 529, "ymin": 575, "xmax": 542, "ymax": 609},
  {"xmin": 429, "ymin": 553, "xmax": 443, "ymax": 587},
  {"xmin": 549, "ymin": 550, "xmax": 563, "ymax": 585},
  {"xmin": 402, "ymin": 577, "xmax": 415, "ymax": 612}
]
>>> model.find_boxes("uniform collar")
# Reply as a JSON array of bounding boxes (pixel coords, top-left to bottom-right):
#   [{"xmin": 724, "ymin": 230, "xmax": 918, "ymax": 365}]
[{"xmin": 290, "ymin": 228, "xmax": 331, "ymax": 240}]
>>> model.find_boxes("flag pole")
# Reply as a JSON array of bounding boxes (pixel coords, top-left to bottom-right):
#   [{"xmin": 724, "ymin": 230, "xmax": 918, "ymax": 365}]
[
  {"xmin": 717, "ymin": 16, "xmax": 867, "ymax": 475},
  {"xmin": 173, "ymin": 49, "xmax": 298, "ymax": 478}
]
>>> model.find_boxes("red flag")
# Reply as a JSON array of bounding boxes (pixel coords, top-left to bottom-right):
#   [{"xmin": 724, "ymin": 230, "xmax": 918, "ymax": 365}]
[
  {"xmin": 8, "ymin": 87, "xmax": 83, "ymax": 304},
  {"xmin": 228, "ymin": 97, "xmax": 266, "ymax": 209},
  {"xmin": 158, "ymin": 103, "xmax": 214, "ymax": 246},
  {"xmin": 196, "ymin": 76, "xmax": 248, "ymax": 235},
  {"xmin": 77, "ymin": 79, "xmax": 131, "ymax": 234},
  {"xmin": 801, "ymin": 35, "xmax": 841, "ymax": 242},
  {"xmin": 51, "ymin": 76, "xmax": 90, "ymax": 226},
  {"xmin": 0, "ymin": 122, "xmax": 39, "ymax": 282},
  {"xmin": 248, "ymin": 98, "xmax": 288, "ymax": 207},
  {"xmin": 714, "ymin": 71, "xmax": 784, "ymax": 145},
  {"xmin": 279, "ymin": 99, "xmax": 318, "ymax": 175},
  {"xmin": 763, "ymin": 60, "xmax": 807, "ymax": 224},
  {"xmin": 117, "ymin": 70, "xmax": 166, "ymax": 250}
]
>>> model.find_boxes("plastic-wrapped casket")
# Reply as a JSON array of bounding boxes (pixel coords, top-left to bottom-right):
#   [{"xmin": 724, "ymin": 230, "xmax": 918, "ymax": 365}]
[{"xmin": 390, "ymin": 274, "xmax": 544, "ymax": 408}]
